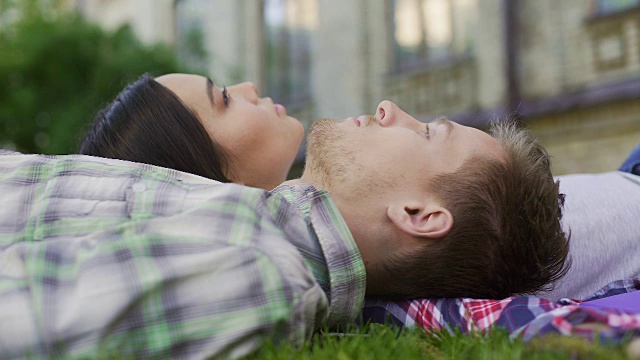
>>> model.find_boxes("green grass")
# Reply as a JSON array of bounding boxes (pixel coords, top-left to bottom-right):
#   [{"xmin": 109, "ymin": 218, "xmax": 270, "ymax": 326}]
[{"xmin": 250, "ymin": 324, "xmax": 632, "ymax": 359}]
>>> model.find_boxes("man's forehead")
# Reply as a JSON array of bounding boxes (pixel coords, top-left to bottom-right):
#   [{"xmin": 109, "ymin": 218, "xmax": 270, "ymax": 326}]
[
  {"xmin": 458, "ymin": 124, "xmax": 507, "ymax": 163},
  {"xmin": 483, "ymin": 132, "xmax": 508, "ymax": 162}
]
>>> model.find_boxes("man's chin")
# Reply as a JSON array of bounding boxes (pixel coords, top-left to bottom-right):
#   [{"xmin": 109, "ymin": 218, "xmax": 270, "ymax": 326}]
[
  {"xmin": 308, "ymin": 118, "xmax": 337, "ymax": 135},
  {"xmin": 305, "ymin": 119, "xmax": 346, "ymax": 190}
]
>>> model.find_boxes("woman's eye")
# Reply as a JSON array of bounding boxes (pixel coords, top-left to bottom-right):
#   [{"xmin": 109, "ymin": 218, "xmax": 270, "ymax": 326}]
[
  {"xmin": 222, "ymin": 86, "xmax": 230, "ymax": 108},
  {"xmin": 423, "ymin": 124, "xmax": 430, "ymax": 138}
]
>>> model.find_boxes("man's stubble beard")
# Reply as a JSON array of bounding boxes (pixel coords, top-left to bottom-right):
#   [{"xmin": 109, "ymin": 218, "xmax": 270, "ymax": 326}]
[
  {"xmin": 305, "ymin": 117, "xmax": 395, "ymax": 198},
  {"xmin": 306, "ymin": 118, "xmax": 396, "ymax": 292},
  {"xmin": 305, "ymin": 119, "xmax": 355, "ymax": 192}
]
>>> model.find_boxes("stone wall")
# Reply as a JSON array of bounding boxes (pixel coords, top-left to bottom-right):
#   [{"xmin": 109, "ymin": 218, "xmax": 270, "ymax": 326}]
[
  {"xmin": 518, "ymin": 0, "xmax": 640, "ymax": 175},
  {"xmin": 73, "ymin": 0, "xmax": 176, "ymax": 45},
  {"xmin": 528, "ymin": 99, "xmax": 640, "ymax": 174}
]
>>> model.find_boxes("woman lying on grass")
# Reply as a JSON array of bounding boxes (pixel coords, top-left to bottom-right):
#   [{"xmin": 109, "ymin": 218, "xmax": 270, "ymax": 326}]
[{"xmin": 80, "ymin": 73, "xmax": 304, "ymax": 190}]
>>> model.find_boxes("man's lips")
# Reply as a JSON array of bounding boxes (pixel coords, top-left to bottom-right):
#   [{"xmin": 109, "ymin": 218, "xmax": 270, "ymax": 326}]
[
  {"xmin": 275, "ymin": 104, "xmax": 286, "ymax": 117},
  {"xmin": 347, "ymin": 115, "xmax": 375, "ymax": 127},
  {"xmin": 348, "ymin": 116, "xmax": 362, "ymax": 127}
]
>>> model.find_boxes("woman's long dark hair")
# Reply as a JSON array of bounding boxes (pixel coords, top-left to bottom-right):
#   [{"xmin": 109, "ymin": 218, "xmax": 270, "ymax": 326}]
[{"xmin": 79, "ymin": 73, "xmax": 232, "ymax": 182}]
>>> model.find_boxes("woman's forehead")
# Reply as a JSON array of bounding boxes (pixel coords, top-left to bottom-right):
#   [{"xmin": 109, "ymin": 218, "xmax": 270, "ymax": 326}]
[
  {"xmin": 155, "ymin": 73, "xmax": 207, "ymax": 94},
  {"xmin": 155, "ymin": 74, "xmax": 212, "ymax": 115}
]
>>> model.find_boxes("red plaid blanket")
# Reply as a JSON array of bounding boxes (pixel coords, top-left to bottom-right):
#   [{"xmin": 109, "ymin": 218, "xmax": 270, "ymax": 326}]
[{"xmin": 361, "ymin": 278, "xmax": 640, "ymax": 341}]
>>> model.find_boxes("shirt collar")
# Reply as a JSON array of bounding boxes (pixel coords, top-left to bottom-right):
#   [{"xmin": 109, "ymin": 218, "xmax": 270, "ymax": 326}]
[{"xmin": 272, "ymin": 184, "xmax": 367, "ymax": 327}]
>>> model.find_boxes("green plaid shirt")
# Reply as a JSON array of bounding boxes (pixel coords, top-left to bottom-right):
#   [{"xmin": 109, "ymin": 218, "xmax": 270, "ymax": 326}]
[{"xmin": 0, "ymin": 150, "xmax": 366, "ymax": 359}]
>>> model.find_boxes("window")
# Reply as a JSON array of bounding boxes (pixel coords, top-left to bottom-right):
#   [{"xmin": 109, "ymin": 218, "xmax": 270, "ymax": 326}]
[
  {"xmin": 595, "ymin": 0, "xmax": 640, "ymax": 14},
  {"xmin": 264, "ymin": 0, "xmax": 316, "ymax": 107},
  {"xmin": 391, "ymin": 0, "xmax": 477, "ymax": 72}
]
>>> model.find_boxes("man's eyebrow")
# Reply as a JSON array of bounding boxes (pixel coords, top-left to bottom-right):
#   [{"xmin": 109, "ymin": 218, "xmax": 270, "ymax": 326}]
[
  {"xmin": 435, "ymin": 116, "xmax": 454, "ymax": 138},
  {"xmin": 206, "ymin": 77, "xmax": 215, "ymax": 107}
]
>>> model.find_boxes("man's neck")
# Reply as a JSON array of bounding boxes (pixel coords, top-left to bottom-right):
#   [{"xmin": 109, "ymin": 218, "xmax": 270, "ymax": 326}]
[
  {"xmin": 280, "ymin": 173, "xmax": 325, "ymax": 189},
  {"xmin": 280, "ymin": 178, "xmax": 304, "ymax": 186},
  {"xmin": 279, "ymin": 175, "xmax": 383, "ymax": 296}
]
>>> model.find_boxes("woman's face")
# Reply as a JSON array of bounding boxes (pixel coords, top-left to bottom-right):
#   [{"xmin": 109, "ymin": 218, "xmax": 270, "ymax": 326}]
[{"xmin": 156, "ymin": 73, "xmax": 304, "ymax": 190}]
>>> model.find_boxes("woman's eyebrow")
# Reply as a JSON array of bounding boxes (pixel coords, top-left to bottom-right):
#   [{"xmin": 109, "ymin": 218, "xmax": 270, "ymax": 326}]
[{"xmin": 206, "ymin": 77, "xmax": 215, "ymax": 107}]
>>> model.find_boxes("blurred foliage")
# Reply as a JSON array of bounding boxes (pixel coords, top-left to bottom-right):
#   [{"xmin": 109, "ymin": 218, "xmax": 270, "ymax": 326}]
[{"xmin": 0, "ymin": 0, "xmax": 184, "ymax": 154}]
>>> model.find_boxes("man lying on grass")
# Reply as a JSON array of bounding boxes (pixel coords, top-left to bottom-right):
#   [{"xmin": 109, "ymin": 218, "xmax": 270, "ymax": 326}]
[
  {"xmin": 362, "ymin": 145, "xmax": 640, "ymax": 342},
  {"xmin": 0, "ymin": 101, "xmax": 569, "ymax": 358}
]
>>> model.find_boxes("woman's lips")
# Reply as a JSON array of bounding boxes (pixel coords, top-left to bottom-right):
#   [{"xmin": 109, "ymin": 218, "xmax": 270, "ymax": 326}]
[{"xmin": 275, "ymin": 104, "xmax": 286, "ymax": 117}]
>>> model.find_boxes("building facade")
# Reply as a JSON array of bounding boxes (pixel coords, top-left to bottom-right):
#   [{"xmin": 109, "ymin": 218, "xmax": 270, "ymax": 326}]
[
  {"xmin": 74, "ymin": 0, "xmax": 640, "ymax": 174},
  {"xmin": 72, "ymin": 0, "xmax": 177, "ymax": 44}
]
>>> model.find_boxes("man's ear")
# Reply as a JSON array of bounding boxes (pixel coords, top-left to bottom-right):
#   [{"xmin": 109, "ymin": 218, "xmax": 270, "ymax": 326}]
[{"xmin": 386, "ymin": 202, "xmax": 453, "ymax": 239}]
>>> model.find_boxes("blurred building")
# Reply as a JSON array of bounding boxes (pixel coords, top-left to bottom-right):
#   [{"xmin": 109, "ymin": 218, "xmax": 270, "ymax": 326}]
[
  {"xmin": 70, "ymin": 0, "xmax": 177, "ymax": 44},
  {"xmin": 72, "ymin": 0, "xmax": 640, "ymax": 174}
]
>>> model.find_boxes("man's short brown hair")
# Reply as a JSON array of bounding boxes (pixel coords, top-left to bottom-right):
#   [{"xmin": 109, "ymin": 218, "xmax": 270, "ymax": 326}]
[{"xmin": 385, "ymin": 121, "xmax": 570, "ymax": 299}]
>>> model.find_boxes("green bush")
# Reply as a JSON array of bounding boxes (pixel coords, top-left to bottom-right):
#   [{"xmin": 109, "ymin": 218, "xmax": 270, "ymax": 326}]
[{"xmin": 0, "ymin": 3, "xmax": 184, "ymax": 154}]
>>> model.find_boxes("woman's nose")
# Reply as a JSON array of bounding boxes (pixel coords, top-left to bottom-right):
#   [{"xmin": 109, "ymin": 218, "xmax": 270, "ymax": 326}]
[{"xmin": 229, "ymin": 82, "xmax": 259, "ymax": 103}]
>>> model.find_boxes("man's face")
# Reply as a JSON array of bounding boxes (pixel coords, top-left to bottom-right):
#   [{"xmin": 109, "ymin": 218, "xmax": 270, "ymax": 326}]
[
  {"xmin": 305, "ymin": 100, "xmax": 505, "ymax": 198},
  {"xmin": 302, "ymin": 101, "xmax": 506, "ymax": 275}
]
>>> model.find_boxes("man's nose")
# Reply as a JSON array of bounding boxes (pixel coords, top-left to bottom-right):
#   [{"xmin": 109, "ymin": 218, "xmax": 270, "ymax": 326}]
[
  {"xmin": 229, "ymin": 81, "xmax": 259, "ymax": 104},
  {"xmin": 375, "ymin": 100, "xmax": 415, "ymax": 128}
]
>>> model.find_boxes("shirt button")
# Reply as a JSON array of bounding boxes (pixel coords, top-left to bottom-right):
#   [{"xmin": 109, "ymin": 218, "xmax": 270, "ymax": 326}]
[{"xmin": 132, "ymin": 182, "xmax": 147, "ymax": 193}]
